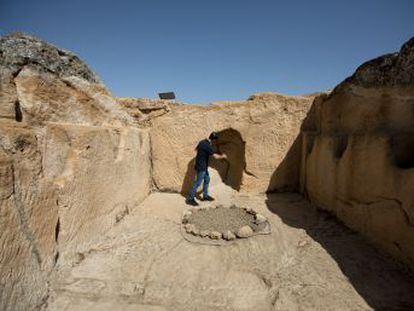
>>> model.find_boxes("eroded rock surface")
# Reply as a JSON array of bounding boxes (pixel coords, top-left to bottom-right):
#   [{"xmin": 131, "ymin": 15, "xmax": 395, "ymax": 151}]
[
  {"xmin": 117, "ymin": 97, "xmax": 172, "ymax": 126},
  {"xmin": 150, "ymin": 92, "xmax": 315, "ymax": 194},
  {"xmin": 300, "ymin": 36, "xmax": 414, "ymax": 268},
  {"xmin": 0, "ymin": 33, "xmax": 133, "ymax": 126},
  {"xmin": 0, "ymin": 33, "xmax": 151, "ymax": 311},
  {"xmin": 0, "ymin": 32, "xmax": 100, "ymax": 83},
  {"xmin": 340, "ymin": 37, "xmax": 414, "ymax": 88}
]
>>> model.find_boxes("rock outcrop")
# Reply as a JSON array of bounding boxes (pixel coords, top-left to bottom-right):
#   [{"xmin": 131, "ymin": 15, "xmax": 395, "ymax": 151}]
[
  {"xmin": 150, "ymin": 92, "xmax": 315, "ymax": 194},
  {"xmin": 118, "ymin": 97, "xmax": 171, "ymax": 114},
  {"xmin": 117, "ymin": 97, "xmax": 172, "ymax": 126},
  {"xmin": 341, "ymin": 37, "xmax": 414, "ymax": 88},
  {"xmin": 0, "ymin": 32, "xmax": 100, "ymax": 83},
  {"xmin": 0, "ymin": 33, "xmax": 133, "ymax": 126},
  {"xmin": 300, "ymin": 37, "xmax": 414, "ymax": 268},
  {"xmin": 0, "ymin": 33, "xmax": 151, "ymax": 311}
]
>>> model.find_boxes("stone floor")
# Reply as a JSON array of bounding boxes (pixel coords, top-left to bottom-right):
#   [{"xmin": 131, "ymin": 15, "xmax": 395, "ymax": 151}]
[{"xmin": 45, "ymin": 187, "xmax": 414, "ymax": 311}]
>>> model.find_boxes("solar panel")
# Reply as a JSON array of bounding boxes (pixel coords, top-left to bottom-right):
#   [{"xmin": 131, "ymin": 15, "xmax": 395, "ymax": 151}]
[{"xmin": 158, "ymin": 92, "xmax": 176, "ymax": 100}]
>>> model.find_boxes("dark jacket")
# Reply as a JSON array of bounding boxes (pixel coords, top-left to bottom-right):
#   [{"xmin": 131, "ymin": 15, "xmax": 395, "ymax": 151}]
[{"xmin": 194, "ymin": 139, "xmax": 214, "ymax": 171}]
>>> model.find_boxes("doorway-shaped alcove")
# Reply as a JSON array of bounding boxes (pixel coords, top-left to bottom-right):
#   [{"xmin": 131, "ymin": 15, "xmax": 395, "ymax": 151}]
[
  {"xmin": 210, "ymin": 128, "xmax": 246, "ymax": 191},
  {"xmin": 181, "ymin": 128, "xmax": 246, "ymax": 195}
]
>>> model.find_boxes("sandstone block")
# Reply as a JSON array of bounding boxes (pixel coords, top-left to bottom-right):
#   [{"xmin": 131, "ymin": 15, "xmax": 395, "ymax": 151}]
[
  {"xmin": 236, "ymin": 226, "xmax": 254, "ymax": 238},
  {"xmin": 222, "ymin": 230, "xmax": 236, "ymax": 241}
]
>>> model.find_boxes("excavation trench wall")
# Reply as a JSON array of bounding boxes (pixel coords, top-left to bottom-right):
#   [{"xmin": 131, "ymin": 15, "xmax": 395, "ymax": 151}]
[
  {"xmin": 0, "ymin": 33, "xmax": 152, "ymax": 311},
  {"xmin": 150, "ymin": 93, "xmax": 314, "ymax": 194},
  {"xmin": 299, "ymin": 38, "xmax": 414, "ymax": 269},
  {"xmin": 0, "ymin": 120, "xmax": 151, "ymax": 311},
  {"xmin": 300, "ymin": 87, "xmax": 414, "ymax": 269}
]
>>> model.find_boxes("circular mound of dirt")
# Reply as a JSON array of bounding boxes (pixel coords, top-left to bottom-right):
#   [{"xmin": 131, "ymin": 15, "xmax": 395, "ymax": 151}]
[
  {"xmin": 189, "ymin": 207, "xmax": 256, "ymax": 232},
  {"xmin": 181, "ymin": 205, "xmax": 271, "ymax": 245}
]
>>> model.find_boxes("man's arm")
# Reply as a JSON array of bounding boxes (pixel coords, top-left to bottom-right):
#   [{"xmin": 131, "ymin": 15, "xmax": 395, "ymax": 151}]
[
  {"xmin": 205, "ymin": 141, "xmax": 227, "ymax": 160},
  {"xmin": 212, "ymin": 153, "xmax": 227, "ymax": 160}
]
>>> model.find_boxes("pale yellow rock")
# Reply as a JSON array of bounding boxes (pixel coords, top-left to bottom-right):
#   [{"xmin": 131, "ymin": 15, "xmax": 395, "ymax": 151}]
[
  {"xmin": 236, "ymin": 225, "xmax": 254, "ymax": 238},
  {"xmin": 255, "ymin": 213, "xmax": 267, "ymax": 224},
  {"xmin": 14, "ymin": 68, "xmax": 134, "ymax": 127},
  {"xmin": 150, "ymin": 93, "xmax": 315, "ymax": 194},
  {"xmin": 0, "ymin": 33, "xmax": 152, "ymax": 311},
  {"xmin": 184, "ymin": 224, "xmax": 196, "ymax": 234},
  {"xmin": 299, "ymin": 37, "xmax": 414, "ymax": 269},
  {"xmin": 199, "ymin": 230, "xmax": 209, "ymax": 237},
  {"xmin": 209, "ymin": 231, "xmax": 222, "ymax": 239},
  {"xmin": 222, "ymin": 230, "xmax": 236, "ymax": 241},
  {"xmin": 182, "ymin": 211, "xmax": 192, "ymax": 224},
  {"xmin": 0, "ymin": 120, "xmax": 152, "ymax": 311}
]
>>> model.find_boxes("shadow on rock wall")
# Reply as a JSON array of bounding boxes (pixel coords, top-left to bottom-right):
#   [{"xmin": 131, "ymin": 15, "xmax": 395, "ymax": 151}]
[
  {"xmin": 265, "ymin": 96, "xmax": 414, "ymax": 309},
  {"xmin": 181, "ymin": 158, "xmax": 196, "ymax": 196},
  {"xmin": 266, "ymin": 136, "xmax": 302, "ymax": 193}
]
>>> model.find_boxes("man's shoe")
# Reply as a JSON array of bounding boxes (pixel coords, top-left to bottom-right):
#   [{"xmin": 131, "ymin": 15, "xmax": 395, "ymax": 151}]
[
  {"xmin": 201, "ymin": 195, "xmax": 215, "ymax": 201},
  {"xmin": 186, "ymin": 199, "xmax": 199, "ymax": 206}
]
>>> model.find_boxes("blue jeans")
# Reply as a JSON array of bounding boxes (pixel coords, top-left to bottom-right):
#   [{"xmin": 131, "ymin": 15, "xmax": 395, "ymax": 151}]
[{"xmin": 187, "ymin": 170, "xmax": 210, "ymax": 200}]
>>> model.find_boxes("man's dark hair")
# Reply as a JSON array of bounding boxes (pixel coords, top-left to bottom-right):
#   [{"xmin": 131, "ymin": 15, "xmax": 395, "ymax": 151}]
[{"xmin": 209, "ymin": 132, "xmax": 219, "ymax": 140}]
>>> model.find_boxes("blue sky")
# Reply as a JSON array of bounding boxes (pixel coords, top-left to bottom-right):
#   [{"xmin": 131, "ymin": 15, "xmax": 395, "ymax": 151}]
[{"xmin": 1, "ymin": 0, "xmax": 413, "ymax": 104}]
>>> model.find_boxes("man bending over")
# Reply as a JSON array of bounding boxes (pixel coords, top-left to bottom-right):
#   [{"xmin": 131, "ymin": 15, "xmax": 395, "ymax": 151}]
[{"xmin": 186, "ymin": 132, "xmax": 227, "ymax": 206}]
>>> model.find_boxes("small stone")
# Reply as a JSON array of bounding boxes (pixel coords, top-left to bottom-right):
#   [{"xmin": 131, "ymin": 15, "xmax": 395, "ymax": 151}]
[
  {"xmin": 210, "ymin": 205, "xmax": 217, "ymax": 209},
  {"xmin": 216, "ymin": 204, "xmax": 224, "ymax": 209},
  {"xmin": 192, "ymin": 228, "xmax": 200, "ymax": 236},
  {"xmin": 255, "ymin": 213, "xmax": 267, "ymax": 224},
  {"xmin": 298, "ymin": 240, "xmax": 307, "ymax": 247},
  {"xmin": 230, "ymin": 204, "xmax": 237, "ymax": 209},
  {"xmin": 182, "ymin": 211, "xmax": 192, "ymax": 224},
  {"xmin": 199, "ymin": 230, "xmax": 209, "ymax": 237},
  {"xmin": 184, "ymin": 224, "xmax": 195, "ymax": 234},
  {"xmin": 222, "ymin": 230, "xmax": 236, "ymax": 241},
  {"xmin": 245, "ymin": 207, "xmax": 256, "ymax": 214},
  {"xmin": 209, "ymin": 231, "xmax": 222, "ymax": 240},
  {"xmin": 236, "ymin": 225, "xmax": 254, "ymax": 238}
]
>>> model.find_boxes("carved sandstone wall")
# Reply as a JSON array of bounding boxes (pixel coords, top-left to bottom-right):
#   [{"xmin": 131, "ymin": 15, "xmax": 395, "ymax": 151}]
[
  {"xmin": 300, "ymin": 37, "xmax": 414, "ymax": 268},
  {"xmin": 0, "ymin": 33, "xmax": 151, "ymax": 311},
  {"xmin": 150, "ymin": 93, "xmax": 315, "ymax": 194}
]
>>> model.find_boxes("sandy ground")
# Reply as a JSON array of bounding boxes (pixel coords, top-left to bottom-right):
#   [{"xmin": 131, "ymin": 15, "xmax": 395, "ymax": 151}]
[{"xmin": 45, "ymin": 185, "xmax": 414, "ymax": 311}]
